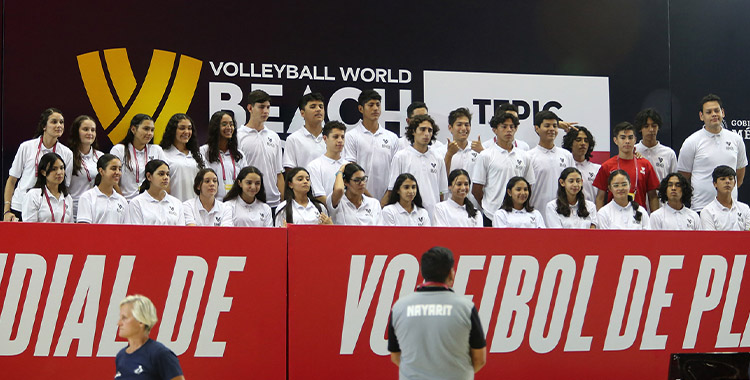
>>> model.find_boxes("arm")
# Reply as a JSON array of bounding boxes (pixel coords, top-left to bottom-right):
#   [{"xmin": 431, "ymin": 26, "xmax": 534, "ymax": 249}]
[
  {"xmin": 737, "ymin": 167, "xmax": 745, "ymax": 188},
  {"xmin": 444, "ymin": 139, "xmax": 459, "ymax": 176},
  {"xmin": 472, "ymin": 183, "xmax": 484, "ymax": 207},
  {"xmin": 390, "ymin": 352, "xmax": 401, "ymax": 367},
  {"xmin": 330, "ymin": 165, "xmax": 347, "ymax": 209},
  {"xmin": 647, "ymin": 190, "xmax": 659, "ymax": 212},
  {"xmin": 678, "ymin": 171, "xmax": 691, "ymax": 183},
  {"xmin": 595, "ymin": 189, "xmax": 606, "ymax": 210},
  {"xmin": 3, "ymin": 176, "xmax": 18, "ymax": 221},
  {"xmin": 380, "ymin": 190, "xmax": 391, "ymax": 208},
  {"xmin": 276, "ymin": 173, "xmax": 285, "ymax": 197},
  {"xmin": 470, "ymin": 348, "xmax": 487, "ymax": 373}
]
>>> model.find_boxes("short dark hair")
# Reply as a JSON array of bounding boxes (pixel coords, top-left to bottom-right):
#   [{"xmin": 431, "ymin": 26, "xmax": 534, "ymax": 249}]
[
  {"xmin": 700, "ymin": 94, "xmax": 723, "ymax": 112},
  {"xmin": 712, "ymin": 165, "xmax": 736, "ymax": 183},
  {"xmin": 407, "ymin": 101, "xmax": 428, "ymax": 118},
  {"xmin": 562, "ymin": 126, "xmax": 596, "ymax": 160},
  {"xmin": 358, "ymin": 89, "xmax": 381, "ymax": 106},
  {"xmin": 495, "ymin": 103, "xmax": 518, "ymax": 116},
  {"xmin": 490, "ymin": 112, "xmax": 519, "ymax": 129},
  {"xmin": 246, "ymin": 89, "xmax": 271, "ymax": 106},
  {"xmin": 420, "ymin": 247, "xmax": 455, "ymax": 283},
  {"xmin": 658, "ymin": 172, "xmax": 692, "ymax": 207},
  {"xmin": 322, "ymin": 120, "xmax": 347, "ymax": 136},
  {"xmin": 612, "ymin": 121, "xmax": 636, "ymax": 137},
  {"xmin": 634, "ymin": 108, "xmax": 663, "ymax": 133},
  {"xmin": 534, "ymin": 110, "xmax": 559, "ymax": 127},
  {"xmin": 299, "ymin": 92, "xmax": 325, "ymax": 111},
  {"xmin": 449, "ymin": 107, "xmax": 472, "ymax": 126},
  {"xmin": 405, "ymin": 114, "xmax": 438, "ymax": 145}
]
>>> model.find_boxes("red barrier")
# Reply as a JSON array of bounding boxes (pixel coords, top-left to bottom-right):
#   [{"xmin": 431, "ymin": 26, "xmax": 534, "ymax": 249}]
[
  {"xmin": 288, "ymin": 226, "xmax": 750, "ymax": 379},
  {"xmin": 0, "ymin": 223, "xmax": 286, "ymax": 380}
]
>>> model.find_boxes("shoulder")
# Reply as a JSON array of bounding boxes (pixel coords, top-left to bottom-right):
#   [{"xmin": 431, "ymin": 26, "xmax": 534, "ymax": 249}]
[
  {"xmin": 26, "ymin": 188, "xmax": 42, "ymax": 198},
  {"xmin": 110, "ymin": 144, "xmax": 125, "ymax": 154}
]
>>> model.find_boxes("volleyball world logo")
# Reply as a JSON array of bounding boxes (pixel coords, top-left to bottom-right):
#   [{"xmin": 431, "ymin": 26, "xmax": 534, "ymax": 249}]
[{"xmin": 77, "ymin": 48, "xmax": 202, "ymax": 143}]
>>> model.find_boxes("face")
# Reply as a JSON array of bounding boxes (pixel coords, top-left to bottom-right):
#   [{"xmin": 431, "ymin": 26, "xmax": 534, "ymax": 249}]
[
  {"xmin": 450, "ymin": 174, "xmax": 470, "ymax": 201},
  {"xmin": 147, "ymin": 164, "xmax": 170, "ymax": 191},
  {"xmin": 494, "ymin": 119, "xmax": 517, "ymax": 145},
  {"xmin": 714, "ymin": 175, "xmax": 736, "ymax": 195},
  {"xmin": 608, "ymin": 174, "xmax": 631, "ymax": 199},
  {"xmin": 118, "ymin": 303, "xmax": 145, "ymax": 339},
  {"xmin": 508, "ymin": 180, "xmax": 529, "ymax": 208},
  {"xmin": 613, "ymin": 130, "xmax": 636, "ymax": 154},
  {"xmin": 99, "ymin": 158, "xmax": 122, "ymax": 184},
  {"xmin": 174, "ymin": 118, "xmax": 193, "ymax": 145},
  {"xmin": 666, "ymin": 176, "xmax": 683, "ymax": 203},
  {"xmin": 449, "ymin": 116, "xmax": 471, "ymax": 143},
  {"xmin": 199, "ymin": 171, "xmax": 219, "ymax": 197},
  {"xmin": 131, "ymin": 120, "xmax": 155, "ymax": 145},
  {"xmin": 44, "ymin": 112, "xmax": 65, "ymax": 138},
  {"xmin": 397, "ymin": 179, "xmax": 417, "ymax": 203},
  {"xmin": 640, "ymin": 118, "xmax": 659, "ymax": 141},
  {"xmin": 535, "ymin": 119, "xmax": 558, "ymax": 143},
  {"xmin": 346, "ymin": 170, "xmax": 368, "ymax": 195},
  {"xmin": 301, "ymin": 100, "xmax": 325, "ymax": 124},
  {"xmin": 240, "ymin": 172, "xmax": 262, "ymax": 199},
  {"xmin": 219, "ymin": 114, "xmax": 235, "ymax": 139},
  {"xmin": 560, "ymin": 172, "xmax": 583, "ymax": 198},
  {"xmin": 413, "ymin": 121, "xmax": 434, "ymax": 146},
  {"xmin": 43, "ymin": 159, "xmax": 66, "ymax": 187},
  {"xmin": 78, "ymin": 119, "xmax": 97, "ymax": 146},
  {"xmin": 358, "ymin": 99, "xmax": 381, "ymax": 122},
  {"xmin": 324, "ymin": 129, "xmax": 345, "ymax": 153},
  {"xmin": 289, "ymin": 170, "xmax": 311, "ymax": 194},
  {"xmin": 572, "ymin": 130, "xmax": 590, "ymax": 158},
  {"xmin": 248, "ymin": 101, "xmax": 271, "ymax": 123},
  {"xmin": 700, "ymin": 101, "xmax": 724, "ymax": 129}
]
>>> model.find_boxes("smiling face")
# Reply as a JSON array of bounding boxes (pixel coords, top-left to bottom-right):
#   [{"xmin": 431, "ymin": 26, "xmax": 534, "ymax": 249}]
[
  {"xmin": 219, "ymin": 114, "xmax": 235, "ymax": 140},
  {"xmin": 397, "ymin": 179, "xmax": 417, "ymax": 204},
  {"xmin": 535, "ymin": 118, "xmax": 558, "ymax": 145},
  {"xmin": 608, "ymin": 173, "xmax": 631, "ymax": 202},
  {"xmin": 240, "ymin": 172, "xmax": 262, "ymax": 201},
  {"xmin": 99, "ymin": 158, "xmax": 122, "ymax": 186},
  {"xmin": 131, "ymin": 120, "xmax": 155, "ymax": 146},
  {"xmin": 174, "ymin": 118, "xmax": 193, "ymax": 146},
  {"xmin": 560, "ymin": 171, "xmax": 582, "ymax": 200},
  {"xmin": 449, "ymin": 116, "xmax": 471, "ymax": 144},
  {"xmin": 43, "ymin": 159, "xmax": 66, "ymax": 188},
  {"xmin": 78, "ymin": 119, "xmax": 97, "ymax": 146},
  {"xmin": 450, "ymin": 174, "xmax": 470, "ymax": 203},
  {"xmin": 147, "ymin": 164, "xmax": 170, "ymax": 192},
  {"xmin": 44, "ymin": 112, "xmax": 65, "ymax": 139},
  {"xmin": 508, "ymin": 180, "xmax": 529, "ymax": 209}
]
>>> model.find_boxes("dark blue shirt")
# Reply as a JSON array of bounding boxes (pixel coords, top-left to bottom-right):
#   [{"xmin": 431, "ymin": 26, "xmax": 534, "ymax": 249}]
[{"xmin": 115, "ymin": 339, "xmax": 183, "ymax": 380}]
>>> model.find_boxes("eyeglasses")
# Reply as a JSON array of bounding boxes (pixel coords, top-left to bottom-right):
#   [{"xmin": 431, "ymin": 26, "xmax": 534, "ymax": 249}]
[{"xmin": 350, "ymin": 176, "xmax": 369, "ymax": 184}]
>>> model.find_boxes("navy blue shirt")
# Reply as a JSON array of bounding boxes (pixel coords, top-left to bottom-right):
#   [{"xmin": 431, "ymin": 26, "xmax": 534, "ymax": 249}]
[{"xmin": 115, "ymin": 339, "xmax": 183, "ymax": 380}]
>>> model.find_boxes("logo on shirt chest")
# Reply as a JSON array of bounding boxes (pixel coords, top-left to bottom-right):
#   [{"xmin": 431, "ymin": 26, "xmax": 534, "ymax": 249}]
[
  {"xmin": 429, "ymin": 161, "xmax": 438, "ymax": 174},
  {"xmin": 266, "ymin": 137, "xmax": 276, "ymax": 148},
  {"xmin": 214, "ymin": 216, "xmax": 221, "ymax": 226},
  {"xmin": 259, "ymin": 212, "xmax": 266, "ymax": 218},
  {"xmin": 381, "ymin": 138, "xmax": 391, "ymax": 149},
  {"xmin": 364, "ymin": 208, "xmax": 373, "ymax": 216},
  {"xmin": 417, "ymin": 216, "xmax": 425, "ymax": 225},
  {"xmin": 515, "ymin": 159, "xmax": 525, "ymax": 172},
  {"xmin": 640, "ymin": 167, "xmax": 646, "ymax": 175},
  {"xmin": 116, "ymin": 203, "xmax": 124, "ymax": 213},
  {"xmin": 656, "ymin": 157, "xmax": 665, "ymax": 168},
  {"xmin": 558, "ymin": 157, "xmax": 567, "ymax": 168},
  {"xmin": 168, "ymin": 206, "xmax": 177, "ymax": 216},
  {"xmin": 589, "ymin": 171, "xmax": 595, "ymax": 179},
  {"xmin": 530, "ymin": 215, "xmax": 536, "ymax": 223},
  {"xmin": 687, "ymin": 218, "xmax": 694, "ymax": 228},
  {"xmin": 738, "ymin": 212, "xmax": 743, "ymax": 225},
  {"xmin": 726, "ymin": 141, "xmax": 736, "ymax": 152}
]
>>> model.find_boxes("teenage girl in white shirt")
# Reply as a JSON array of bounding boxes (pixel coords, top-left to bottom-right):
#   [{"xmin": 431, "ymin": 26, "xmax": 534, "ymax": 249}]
[
  {"xmin": 597, "ymin": 169, "xmax": 650, "ymax": 230},
  {"xmin": 545, "ymin": 167, "xmax": 598, "ymax": 229},
  {"xmin": 223, "ymin": 166, "xmax": 273, "ymax": 227},
  {"xmin": 183, "ymin": 168, "xmax": 232, "ymax": 226},
  {"xmin": 22, "ymin": 152, "xmax": 73, "ymax": 223},
  {"xmin": 381, "ymin": 173, "xmax": 431, "ymax": 226},
  {"xmin": 76, "ymin": 154, "xmax": 128, "ymax": 224},
  {"xmin": 275, "ymin": 167, "xmax": 332, "ymax": 226},
  {"xmin": 68, "ymin": 115, "xmax": 104, "ymax": 219},
  {"xmin": 110, "ymin": 114, "xmax": 166, "ymax": 201},
  {"xmin": 126, "ymin": 159, "xmax": 185, "ymax": 225},
  {"xmin": 160, "ymin": 113, "xmax": 205, "ymax": 201},
  {"xmin": 433, "ymin": 169, "xmax": 482, "ymax": 227},
  {"xmin": 493, "ymin": 176, "xmax": 545, "ymax": 228},
  {"xmin": 200, "ymin": 111, "xmax": 244, "ymax": 201},
  {"xmin": 329, "ymin": 163, "xmax": 382, "ymax": 225}
]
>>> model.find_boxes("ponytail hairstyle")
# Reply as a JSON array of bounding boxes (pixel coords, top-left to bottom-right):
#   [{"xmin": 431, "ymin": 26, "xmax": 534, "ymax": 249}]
[
  {"xmin": 94, "ymin": 154, "xmax": 121, "ymax": 186},
  {"xmin": 386, "ymin": 173, "xmax": 424, "ymax": 208},
  {"xmin": 33, "ymin": 152, "xmax": 69, "ymax": 196},
  {"xmin": 159, "ymin": 113, "xmax": 205, "ymax": 169},
  {"xmin": 448, "ymin": 169, "xmax": 477, "ymax": 218},
  {"xmin": 33, "ymin": 107, "xmax": 63, "ymax": 138},
  {"xmin": 206, "ymin": 111, "xmax": 243, "ymax": 163},
  {"xmin": 224, "ymin": 166, "xmax": 267, "ymax": 203},
  {"xmin": 277, "ymin": 167, "xmax": 325, "ymax": 224},
  {"xmin": 68, "ymin": 115, "xmax": 99, "ymax": 176},
  {"xmin": 607, "ymin": 169, "xmax": 642, "ymax": 222},
  {"xmin": 193, "ymin": 168, "xmax": 218, "ymax": 196},
  {"xmin": 139, "ymin": 159, "xmax": 168, "ymax": 194},
  {"xmin": 555, "ymin": 167, "xmax": 589, "ymax": 218},
  {"xmin": 500, "ymin": 176, "xmax": 533, "ymax": 212},
  {"xmin": 119, "ymin": 114, "xmax": 154, "ymax": 172}
]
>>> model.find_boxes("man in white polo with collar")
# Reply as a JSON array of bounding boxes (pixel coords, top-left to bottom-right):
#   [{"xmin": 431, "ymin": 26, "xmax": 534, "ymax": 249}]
[
  {"xmin": 528, "ymin": 110, "xmax": 574, "ymax": 219},
  {"xmin": 283, "ymin": 92, "xmax": 326, "ymax": 172},
  {"xmin": 634, "ymin": 108, "xmax": 677, "ymax": 182},
  {"xmin": 307, "ymin": 120, "xmax": 348, "ymax": 203},
  {"xmin": 700, "ymin": 165, "xmax": 750, "ymax": 230}
]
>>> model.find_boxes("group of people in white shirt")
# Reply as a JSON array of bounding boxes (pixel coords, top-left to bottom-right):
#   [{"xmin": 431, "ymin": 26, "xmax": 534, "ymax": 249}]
[{"xmin": 3, "ymin": 92, "xmax": 748, "ymax": 231}]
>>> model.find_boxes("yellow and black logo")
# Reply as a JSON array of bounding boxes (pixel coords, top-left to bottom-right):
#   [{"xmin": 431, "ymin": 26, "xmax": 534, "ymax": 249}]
[{"xmin": 77, "ymin": 48, "xmax": 202, "ymax": 144}]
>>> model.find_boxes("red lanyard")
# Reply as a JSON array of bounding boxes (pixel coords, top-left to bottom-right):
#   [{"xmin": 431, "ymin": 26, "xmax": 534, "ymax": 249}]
[
  {"xmin": 218, "ymin": 151, "xmax": 236, "ymax": 181},
  {"xmin": 43, "ymin": 187, "xmax": 66, "ymax": 223},
  {"xmin": 35, "ymin": 137, "xmax": 57, "ymax": 176},
  {"xmin": 80, "ymin": 150, "xmax": 99, "ymax": 182},
  {"xmin": 132, "ymin": 144, "xmax": 148, "ymax": 183}
]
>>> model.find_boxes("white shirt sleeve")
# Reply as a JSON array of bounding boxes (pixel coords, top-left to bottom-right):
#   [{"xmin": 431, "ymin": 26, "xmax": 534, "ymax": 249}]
[
  {"xmin": 432, "ymin": 204, "xmax": 448, "ymax": 226},
  {"xmin": 387, "ymin": 154, "xmax": 403, "ymax": 191},
  {"xmin": 126, "ymin": 199, "xmax": 144, "ymax": 225},
  {"xmin": 492, "ymin": 209, "xmax": 507, "ymax": 227},
  {"xmin": 77, "ymin": 191, "xmax": 94, "ymax": 223},
  {"xmin": 533, "ymin": 210, "xmax": 546, "ymax": 228},
  {"xmin": 22, "ymin": 190, "xmax": 41, "ymax": 222},
  {"xmin": 380, "ymin": 205, "xmax": 396, "ymax": 226},
  {"xmin": 282, "ymin": 135, "xmax": 298, "ymax": 169},
  {"xmin": 183, "ymin": 200, "xmax": 196, "ymax": 225},
  {"xmin": 472, "ymin": 153, "xmax": 488, "ymax": 185},
  {"xmin": 676, "ymin": 138, "xmax": 695, "ymax": 173},
  {"xmin": 220, "ymin": 205, "xmax": 234, "ymax": 227},
  {"xmin": 8, "ymin": 142, "xmax": 28, "ymax": 178},
  {"xmin": 544, "ymin": 202, "xmax": 563, "ymax": 228},
  {"xmin": 737, "ymin": 137, "xmax": 748, "ymax": 169},
  {"xmin": 699, "ymin": 207, "xmax": 716, "ymax": 230}
]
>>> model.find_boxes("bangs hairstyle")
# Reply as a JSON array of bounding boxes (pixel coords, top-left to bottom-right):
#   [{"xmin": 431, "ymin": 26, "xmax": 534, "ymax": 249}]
[
  {"xmin": 159, "ymin": 113, "xmax": 205, "ymax": 169},
  {"xmin": 555, "ymin": 167, "xmax": 589, "ymax": 218},
  {"xmin": 387, "ymin": 173, "xmax": 424, "ymax": 208},
  {"xmin": 657, "ymin": 172, "xmax": 692, "ymax": 207},
  {"xmin": 120, "ymin": 294, "xmax": 158, "ymax": 331},
  {"xmin": 712, "ymin": 165, "xmax": 736, "ymax": 182},
  {"xmin": 277, "ymin": 167, "xmax": 325, "ymax": 225},
  {"xmin": 118, "ymin": 114, "xmax": 154, "ymax": 172},
  {"xmin": 490, "ymin": 112, "xmax": 519, "ymax": 129},
  {"xmin": 33, "ymin": 152, "xmax": 69, "ymax": 196},
  {"xmin": 607, "ymin": 169, "xmax": 643, "ymax": 223},
  {"xmin": 534, "ymin": 110, "xmax": 559, "ymax": 127},
  {"xmin": 562, "ymin": 126, "xmax": 596, "ymax": 160},
  {"xmin": 634, "ymin": 108, "xmax": 663, "ymax": 134},
  {"xmin": 612, "ymin": 121, "xmax": 636, "ymax": 137},
  {"xmin": 420, "ymin": 246, "xmax": 455, "ymax": 283},
  {"xmin": 448, "ymin": 169, "xmax": 477, "ymax": 218},
  {"xmin": 206, "ymin": 110, "xmax": 243, "ymax": 163},
  {"xmin": 405, "ymin": 114, "xmax": 439, "ymax": 145},
  {"xmin": 68, "ymin": 115, "xmax": 99, "ymax": 176},
  {"xmin": 193, "ymin": 168, "xmax": 218, "ymax": 196},
  {"xmin": 500, "ymin": 176, "xmax": 533, "ymax": 212},
  {"xmin": 224, "ymin": 166, "xmax": 267, "ymax": 203},
  {"xmin": 33, "ymin": 107, "xmax": 63, "ymax": 138}
]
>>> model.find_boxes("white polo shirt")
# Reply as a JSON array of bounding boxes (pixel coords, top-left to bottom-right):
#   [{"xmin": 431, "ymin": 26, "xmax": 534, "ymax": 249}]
[
  {"xmin": 432, "ymin": 199, "xmax": 482, "ymax": 227},
  {"xmin": 199, "ymin": 145, "xmax": 246, "ymax": 201},
  {"xmin": 343, "ymin": 122, "xmax": 399, "ymax": 200},
  {"xmin": 274, "ymin": 199, "xmax": 327, "ymax": 226},
  {"xmin": 493, "ymin": 208, "xmax": 545, "ymax": 228},
  {"xmin": 283, "ymin": 127, "xmax": 326, "ymax": 169},
  {"xmin": 700, "ymin": 198, "xmax": 750, "ymax": 231},
  {"xmin": 597, "ymin": 201, "xmax": 650, "ymax": 230},
  {"xmin": 307, "ymin": 155, "xmax": 348, "ymax": 198},
  {"xmin": 22, "ymin": 187, "xmax": 73, "ymax": 223},
  {"xmin": 126, "ymin": 190, "xmax": 185, "ymax": 225},
  {"xmin": 224, "ymin": 197, "xmax": 273, "ymax": 227},
  {"xmin": 68, "ymin": 149, "xmax": 105, "ymax": 217},
  {"xmin": 649, "ymin": 203, "xmax": 700, "ymax": 230},
  {"xmin": 327, "ymin": 194, "xmax": 382, "ymax": 225},
  {"xmin": 397, "ymin": 136, "xmax": 445, "ymax": 152},
  {"xmin": 76, "ymin": 186, "xmax": 128, "ymax": 224},
  {"xmin": 238, "ymin": 125, "xmax": 283, "ymax": 207},
  {"xmin": 380, "ymin": 203, "xmax": 430, "ymax": 226},
  {"xmin": 182, "ymin": 197, "xmax": 233, "ymax": 226},
  {"xmin": 482, "ymin": 138, "xmax": 529, "ymax": 151},
  {"xmin": 163, "ymin": 146, "xmax": 201, "ymax": 202},
  {"xmin": 388, "ymin": 146, "xmax": 448, "ymax": 218},
  {"xmin": 472, "ymin": 144, "xmax": 536, "ymax": 219},
  {"xmin": 544, "ymin": 199, "xmax": 597, "ymax": 229},
  {"xmin": 8, "ymin": 137, "xmax": 73, "ymax": 211},
  {"xmin": 528, "ymin": 145, "xmax": 574, "ymax": 219},
  {"xmin": 677, "ymin": 127, "xmax": 748, "ymax": 211},
  {"xmin": 110, "ymin": 143, "xmax": 166, "ymax": 201},
  {"xmin": 635, "ymin": 141, "xmax": 677, "ymax": 182},
  {"xmin": 574, "ymin": 159, "xmax": 601, "ymax": 203}
]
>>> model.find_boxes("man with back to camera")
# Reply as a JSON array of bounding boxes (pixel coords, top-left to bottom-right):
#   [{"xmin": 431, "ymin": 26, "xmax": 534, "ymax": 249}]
[
  {"xmin": 677, "ymin": 94, "xmax": 747, "ymax": 212},
  {"xmin": 633, "ymin": 108, "xmax": 677, "ymax": 182},
  {"xmin": 700, "ymin": 165, "xmax": 750, "ymax": 230},
  {"xmin": 344, "ymin": 89, "xmax": 399, "ymax": 201},
  {"xmin": 398, "ymin": 101, "xmax": 445, "ymax": 152},
  {"xmin": 388, "ymin": 246, "xmax": 486, "ymax": 380},
  {"xmin": 282, "ymin": 92, "xmax": 327, "ymax": 173},
  {"xmin": 562, "ymin": 126, "xmax": 600, "ymax": 203}
]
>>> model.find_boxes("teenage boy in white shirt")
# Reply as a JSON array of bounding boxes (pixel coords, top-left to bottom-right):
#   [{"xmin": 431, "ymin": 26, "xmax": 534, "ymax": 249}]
[
  {"xmin": 397, "ymin": 101, "xmax": 445, "ymax": 153},
  {"xmin": 237, "ymin": 90, "xmax": 285, "ymax": 208},
  {"xmin": 678, "ymin": 94, "xmax": 747, "ymax": 212},
  {"xmin": 528, "ymin": 110, "xmax": 574, "ymax": 219},
  {"xmin": 482, "ymin": 103, "xmax": 529, "ymax": 151},
  {"xmin": 434, "ymin": 107, "xmax": 482, "ymax": 207},
  {"xmin": 344, "ymin": 89, "xmax": 399, "ymax": 201},
  {"xmin": 562, "ymin": 126, "xmax": 600, "ymax": 203},
  {"xmin": 634, "ymin": 108, "xmax": 677, "ymax": 182},
  {"xmin": 700, "ymin": 165, "xmax": 750, "ymax": 231},
  {"xmin": 283, "ymin": 92, "xmax": 326, "ymax": 172},
  {"xmin": 307, "ymin": 121, "xmax": 348, "ymax": 204},
  {"xmin": 649, "ymin": 173, "xmax": 701, "ymax": 230}
]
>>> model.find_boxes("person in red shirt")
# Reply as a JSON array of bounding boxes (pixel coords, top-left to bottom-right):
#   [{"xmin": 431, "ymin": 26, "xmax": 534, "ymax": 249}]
[{"xmin": 593, "ymin": 122, "xmax": 660, "ymax": 212}]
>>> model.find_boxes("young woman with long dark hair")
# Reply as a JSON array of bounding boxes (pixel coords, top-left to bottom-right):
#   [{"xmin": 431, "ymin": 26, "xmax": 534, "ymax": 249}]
[{"xmin": 110, "ymin": 114, "xmax": 166, "ymax": 201}]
